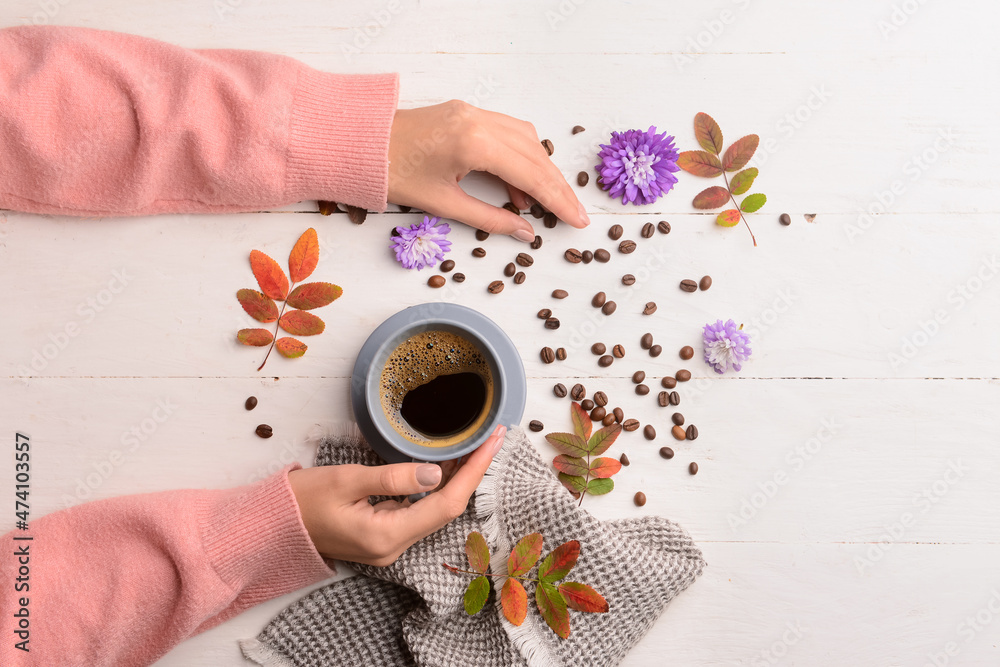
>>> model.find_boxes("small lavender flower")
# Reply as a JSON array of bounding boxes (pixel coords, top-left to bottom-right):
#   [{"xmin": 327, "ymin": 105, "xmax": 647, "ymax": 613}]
[
  {"xmin": 391, "ymin": 216, "xmax": 452, "ymax": 270},
  {"xmin": 702, "ymin": 319, "xmax": 752, "ymax": 374},
  {"xmin": 595, "ymin": 126, "xmax": 680, "ymax": 205}
]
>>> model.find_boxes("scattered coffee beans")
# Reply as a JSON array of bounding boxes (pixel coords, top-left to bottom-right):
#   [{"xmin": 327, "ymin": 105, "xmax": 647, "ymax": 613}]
[
  {"xmin": 452, "ymin": 272, "xmax": 466, "ymax": 283},
  {"xmin": 612, "ymin": 344, "xmax": 625, "ymax": 358},
  {"xmin": 516, "ymin": 252, "xmax": 534, "ymax": 267},
  {"xmin": 623, "ymin": 418, "xmax": 640, "ymax": 432},
  {"xmin": 671, "ymin": 412, "xmax": 685, "ymax": 426},
  {"xmin": 591, "ymin": 342, "xmax": 607, "ymax": 355},
  {"xmin": 642, "ymin": 302, "xmax": 657, "ymax": 315},
  {"xmin": 544, "ymin": 212, "xmax": 557, "ymax": 228},
  {"xmin": 689, "ymin": 462, "xmax": 699, "ymax": 475},
  {"xmin": 686, "ymin": 425, "xmax": 699, "ymax": 441},
  {"xmin": 572, "ymin": 125, "xmax": 586, "ymax": 134},
  {"xmin": 699, "ymin": 275, "xmax": 712, "ymax": 291},
  {"xmin": 565, "ymin": 248, "xmax": 582, "ymax": 263},
  {"xmin": 640, "ymin": 333, "xmax": 653, "ymax": 350},
  {"xmin": 488, "ymin": 280, "xmax": 504, "ymax": 294},
  {"xmin": 529, "ymin": 420, "xmax": 544, "ymax": 432},
  {"xmin": 440, "ymin": 259, "xmax": 456, "ymax": 272},
  {"xmin": 621, "ymin": 274, "xmax": 636, "ymax": 286},
  {"xmin": 540, "ymin": 347, "xmax": 555, "ymax": 363},
  {"xmin": 504, "ymin": 262, "xmax": 516, "ymax": 277},
  {"xmin": 680, "ymin": 279, "xmax": 698, "ymax": 292},
  {"xmin": 582, "ymin": 250, "xmax": 594, "ymax": 263},
  {"xmin": 503, "ymin": 202, "xmax": 520, "ymax": 215},
  {"xmin": 602, "ymin": 414, "xmax": 616, "ymax": 426},
  {"xmin": 594, "ymin": 248, "xmax": 611, "ymax": 262},
  {"xmin": 632, "ymin": 370, "xmax": 646, "ymax": 383},
  {"xmin": 661, "ymin": 376, "xmax": 677, "ymax": 389},
  {"xmin": 613, "ymin": 407, "xmax": 624, "ymax": 423},
  {"xmin": 571, "ymin": 383, "xmax": 586, "ymax": 400},
  {"xmin": 649, "ymin": 344, "xmax": 662, "ymax": 357},
  {"xmin": 514, "ymin": 271, "xmax": 526, "ymax": 284},
  {"xmin": 577, "ymin": 171, "xmax": 589, "ymax": 186},
  {"xmin": 620, "ymin": 453, "xmax": 630, "ymax": 466},
  {"xmin": 245, "ymin": 396, "xmax": 258, "ymax": 411},
  {"xmin": 619, "ymin": 239, "xmax": 637, "ymax": 254},
  {"xmin": 657, "ymin": 220, "xmax": 671, "ymax": 234},
  {"xmin": 472, "ymin": 247, "xmax": 487, "ymax": 258},
  {"xmin": 680, "ymin": 346, "xmax": 694, "ymax": 360},
  {"xmin": 641, "ymin": 222, "xmax": 654, "ymax": 238},
  {"xmin": 541, "ymin": 139, "xmax": 554, "ymax": 155},
  {"xmin": 428, "ymin": 275, "xmax": 445, "ymax": 288},
  {"xmin": 676, "ymin": 369, "xmax": 691, "ymax": 382},
  {"xmin": 475, "ymin": 229, "xmax": 490, "ymax": 241},
  {"xmin": 658, "ymin": 391, "xmax": 669, "ymax": 407},
  {"xmin": 634, "ymin": 492, "xmax": 646, "ymax": 507},
  {"xmin": 530, "ymin": 235, "xmax": 543, "ymax": 249},
  {"xmin": 669, "ymin": 391, "xmax": 680, "ymax": 405},
  {"xmin": 592, "ymin": 291, "xmax": 606, "ymax": 308},
  {"xmin": 608, "ymin": 224, "xmax": 623, "ymax": 240},
  {"xmin": 581, "ymin": 399, "xmax": 594, "ymax": 411},
  {"xmin": 590, "ymin": 406, "xmax": 606, "ymax": 421},
  {"xmin": 643, "ymin": 424, "xmax": 656, "ymax": 440},
  {"xmin": 556, "ymin": 347, "xmax": 567, "ymax": 360},
  {"xmin": 553, "ymin": 383, "xmax": 568, "ymax": 397},
  {"xmin": 594, "ymin": 391, "xmax": 608, "ymax": 406},
  {"xmin": 636, "ymin": 384, "xmax": 649, "ymax": 396},
  {"xmin": 545, "ymin": 317, "xmax": 560, "ymax": 330},
  {"xmin": 538, "ymin": 308, "xmax": 552, "ymax": 319},
  {"xmin": 552, "ymin": 289, "xmax": 569, "ymax": 299},
  {"xmin": 598, "ymin": 355, "xmax": 614, "ymax": 367},
  {"xmin": 255, "ymin": 424, "xmax": 273, "ymax": 439},
  {"xmin": 602, "ymin": 301, "xmax": 617, "ymax": 316},
  {"xmin": 779, "ymin": 213, "xmax": 791, "ymax": 226},
  {"xmin": 660, "ymin": 446, "xmax": 674, "ymax": 459},
  {"xmin": 671, "ymin": 425, "xmax": 686, "ymax": 441}
]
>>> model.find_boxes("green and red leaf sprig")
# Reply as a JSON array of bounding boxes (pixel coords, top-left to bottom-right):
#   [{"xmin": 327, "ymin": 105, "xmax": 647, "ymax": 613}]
[
  {"xmin": 677, "ymin": 112, "xmax": 767, "ymax": 246},
  {"xmin": 236, "ymin": 228, "xmax": 343, "ymax": 370},
  {"xmin": 546, "ymin": 402, "xmax": 622, "ymax": 505},
  {"xmin": 444, "ymin": 531, "xmax": 608, "ymax": 639}
]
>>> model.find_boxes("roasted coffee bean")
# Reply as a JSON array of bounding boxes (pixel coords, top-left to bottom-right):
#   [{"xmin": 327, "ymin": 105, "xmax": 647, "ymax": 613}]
[
  {"xmin": 390, "ymin": 226, "xmax": 400, "ymax": 237},
  {"xmin": 552, "ymin": 289, "xmax": 569, "ymax": 299},
  {"xmin": 680, "ymin": 279, "xmax": 698, "ymax": 292},
  {"xmin": 669, "ymin": 391, "xmax": 680, "ymax": 406},
  {"xmin": 661, "ymin": 376, "xmax": 677, "ymax": 389},
  {"xmin": 649, "ymin": 344, "xmax": 662, "ymax": 357},
  {"xmin": 473, "ymin": 247, "xmax": 487, "ymax": 258},
  {"xmin": 488, "ymin": 280, "xmax": 504, "ymax": 294},
  {"xmin": 594, "ymin": 391, "xmax": 608, "ymax": 407},
  {"xmin": 476, "ymin": 229, "xmax": 490, "ymax": 241},
  {"xmin": 530, "ymin": 235, "xmax": 543, "ymax": 249},
  {"xmin": 547, "ymin": 320, "xmax": 561, "ymax": 335},
  {"xmin": 577, "ymin": 171, "xmax": 590, "ymax": 186},
  {"xmin": 428, "ymin": 275, "xmax": 446, "ymax": 288},
  {"xmin": 538, "ymin": 308, "xmax": 552, "ymax": 319},
  {"xmin": 440, "ymin": 259, "xmax": 456, "ymax": 272},
  {"xmin": 598, "ymin": 355, "xmax": 614, "ymax": 367},
  {"xmin": 635, "ymin": 384, "xmax": 649, "ymax": 396},
  {"xmin": 453, "ymin": 272, "xmax": 466, "ymax": 283},
  {"xmin": 619, "ymin": 239, "xmax": 637, "ymax": 254},
  {"xmin": 504, "ymin": 262, "xmax": 516, "ymax": 277},
  {"xmin": 686, "ymin": 425, "xmax": 699, "ymax": 441},
  {"xmin": 621, "ymin": 274, "xmax": 636, "ymax": 286},
  {"xmin": 804, "ymin": 213, "xmax": 817, "ymax": 222},
  {"xmin": 540, "ymin": 347, "xmax": 555, "ymax": 363},
  {"xmin": 689, "ymin": 462, "xmax": 699, "ymax": 475},
  {"xmin": 553, "ymin": 383, "xmax": 568, "ymax": 398},
  {"xmin": 572, "ymin": 125, "xmax": 586, "ymax": 134},
  {"xmin": 640, "ymin": 333, "xmax": 654, "ymax": 350},
  {"xmin": 398, "ymin": 204, "xmax": 412, "ymax": 213},
  {"xmin": 582, "ymin": 250, "xmax": 594, "ymax": 263},
  {"xmin": 623, "ymin": 418, "xmax": 640, "ymax": 432},
  {"xmin": 514, "ymin": 271, "xmax": 526, "ymax": 284},
  {"xmin": 660, "ymin": 446, "xmax": 674, "ymax": 459},
  {"xmin": 602, "ymin": 301, "xmax": 617, "ymax": 316},
  {"xmin": 529, "ymin": 420, "xmax": 544, "ymax": 432},
  {"xmin": 612, "ymin": 343, "xmax": 625, "ymax": 358},
  {"xmin": 256, "ymin": 424, "xmax": 273, "ymax": 438},
  {"xmin": 580, "ymin": 399, "xmax": 594, "ymax": 411},
  {"xmin": 676, "ymin": 369, "xmax": 691, "ymax": 382},
  {"xmin": 658, "ymin": 220, "xmax": 671, "ymax": 234},
  {"xmin": 555, "ymin": 347, "xmax": 567, "ymax": 360},
  {"xmin": 594, "ymin": 248, "xmax": 610, "ymax": 263},
  {"xmin": 634, "ymin": 491, "xmax": 646, "ymax": 507},
  {"xmin": 671, "ymin": 412, "xmax": 685, "ymax": 426},
  {"xmin": 613, "ymin": 407, "xmax": 624, "ymax": 423},
  {"xmin": 671, "ymin": 425, "xmax": 686, "ymax": 441},
  {"xmin": 571, "ymin": 383, "xmax": 586, "ymax": 400},
  {"xmin": 699, "ymin": 275, "xmax": 712, "ymax": 291},
  {"xmin": 564, "ymin": 248, "xmax": 583, "ymax": 263},
  {"xmin": 516, "ymin": 252, "xmax": 534, "ymax": 267},
  {"xmin": 541, "ymin": 138, "xmax": 554, "ymax": 155},
  {"xmin": 608, "ymin": 224, "xmax": 623, "ymax": 240},
  {"xmin": 658, "ymin": 391, "xmax": 669, "ymax": 407},
  {"xmin": 592, "ymin": 291, "xmax": 607, "ymax": 308},
  {"xmin": 779, "ymin": 213, "xmax": 791, "ymax": 226},
  {"xmin": 530, "ymin": 203, "xmax": 545, "ymax": 219},
  {"xmin": 590, "ymin": 406, "xmax": 606, "ymax": 422},
  {"xmin": 502, "ymin": 202, "xmax": 520, "ymax": 215},
  {"xmin": 544, "ymin": 212, "xmax": 558, "ymax": 228},
  {"xmin": 642, "ymin": 302, "xmax": 657, "ymax": 315},
  {"xmin": 602, "ymin": 414, "xmax": 616, "ymax": 426},
  {"xmin": 318, "ymin": 200, "xmax": 339, "ymax": 216},
  {"xmin": 641, "ymin": 222, "xmax": 655, "ymax": 238},
  {"xmin": 591, "ymin": 342, "xmax": 607, "ymax": 355},
  {"xmin": 245, "ymin": 396, "xmax": 258, "ymax": 411},
  {"xmin": 679, "ymin": 346, "xmax": 694, "ymax": 360},
  {"xmin": 620, "ymin": 453, "xmax": 630, "ymax": 466},
  {"xmin": 643, "ymin": 424, "xmax": 656, "ymax": 440},
  {"xmin": 632, "ymin": 370, "xmax": 646, "ymax": 384}
]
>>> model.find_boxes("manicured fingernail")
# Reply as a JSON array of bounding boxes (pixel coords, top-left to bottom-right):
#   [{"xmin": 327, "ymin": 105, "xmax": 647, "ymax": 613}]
[
  {"xmin": 490, "ymin": 425, "xmax": 507, "ymax": 456},
  {"xmin": 416, "ymin": 464, "xmax": 442, "ymax": 487},
  {"xmin": 513, "ymin": 228, "xmax": 535, "ymax": 243},
  {"xmin": 578, "ymin": 203, "xmax": 591, "ymax": 226}
]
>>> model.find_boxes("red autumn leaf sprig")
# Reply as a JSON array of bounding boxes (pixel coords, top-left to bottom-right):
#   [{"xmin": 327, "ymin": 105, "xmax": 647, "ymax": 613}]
[
  {"xmin": 677, "ymin": 112, "xmax": 767, "ymax": 247},
  {"xmin": 235, "ymin": 228, "xmax": 343, "ymax": 371},
  {"xmin": 546, "ymin": 402, "xmax": 622, "ymax": 506},
  {"xmin": 443, "ymin": 531, "xmax": 608, "ymax": 639}
]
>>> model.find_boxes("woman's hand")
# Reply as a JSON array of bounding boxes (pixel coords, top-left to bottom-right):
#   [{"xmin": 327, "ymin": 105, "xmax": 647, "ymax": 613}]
[
  {"xmin": 387, "ymin": 101, "xmax": 590, "ymax": 241},
  {"xmin": 288, "ymin": 424, "xmax": 506, "ymax": 567}
]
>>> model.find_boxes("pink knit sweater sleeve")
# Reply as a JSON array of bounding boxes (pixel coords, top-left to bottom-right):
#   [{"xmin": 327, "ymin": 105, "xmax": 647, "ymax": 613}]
[
  {"xmin": 0, "ymin": 464, "xmax": 335, "ymax": 666},
  {"xmin": 0, "ymin": 25, "xmax": 400, "ymax": 215}
]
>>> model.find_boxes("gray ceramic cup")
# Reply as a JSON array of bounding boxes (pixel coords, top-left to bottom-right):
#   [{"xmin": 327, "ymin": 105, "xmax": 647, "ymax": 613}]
[{"xmin": 350, "ymin": 302, "xmax": 526, "ymax": 464}]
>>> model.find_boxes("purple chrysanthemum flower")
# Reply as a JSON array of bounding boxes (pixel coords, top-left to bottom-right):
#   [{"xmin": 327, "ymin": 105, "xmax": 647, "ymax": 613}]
[
  {"xmin": 702, "ymin": 319, "xmax": 752, "ymax": 374},
  {"xmin": 391, "ymin": 216, "xmax": 452, "ymax": 270},
  {"xmin": 595, "ymin": 126, "xmax": 680, "ymax": 205}
]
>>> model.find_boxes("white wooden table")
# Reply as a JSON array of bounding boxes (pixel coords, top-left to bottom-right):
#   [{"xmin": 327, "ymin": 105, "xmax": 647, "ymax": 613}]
[{"xmin": 3, "ymin": 1, "xmax": 999, "ymax": 664}]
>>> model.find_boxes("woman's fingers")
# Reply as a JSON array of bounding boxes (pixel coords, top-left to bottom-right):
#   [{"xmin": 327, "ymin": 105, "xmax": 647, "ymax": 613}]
[
  {"xmin": 340, "ymin": 462, "xmax": 443, "ymax": 499},
  {"xmin": 433, "ymin": 187, "xmax": 536, "ymax": 241}
]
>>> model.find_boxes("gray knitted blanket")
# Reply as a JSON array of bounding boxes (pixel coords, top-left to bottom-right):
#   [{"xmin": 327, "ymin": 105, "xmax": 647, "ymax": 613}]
[{"xmin": 240, "ymin": 425, "xmax": 705, "ymax": 667}]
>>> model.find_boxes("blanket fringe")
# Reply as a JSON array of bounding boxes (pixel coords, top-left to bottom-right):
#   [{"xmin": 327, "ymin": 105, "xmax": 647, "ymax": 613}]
[
  {"xmin": 306, "ymin": 421, "xmax": 365, "ymax": 449},
  {"xmin": 239, "ymin": 638, "xmax": 298, "ymax": 667}
]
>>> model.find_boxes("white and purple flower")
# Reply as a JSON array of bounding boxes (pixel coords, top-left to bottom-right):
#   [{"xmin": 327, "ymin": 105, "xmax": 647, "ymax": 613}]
[
  {"xmin": 391, "ymin": 216, "xmax": 452, "ymax": 270},
  {"xmin": 595, "ymin": 126, "xmax": 679, "ymax": 205},
  {"xmin": 702, "ymin": 319, "xmax": 752, "ymax": 374}
]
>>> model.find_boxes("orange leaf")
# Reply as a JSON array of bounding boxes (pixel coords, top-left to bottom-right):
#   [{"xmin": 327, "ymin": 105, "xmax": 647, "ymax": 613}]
[
  {"xmin": 501, "ymin": 578, "xmax": 528, "ymax": 626},
  {"xmin": 570, "ymin": 401, "xmax": 592, "ymax": 441},
  {"xmin": 589, "ymin": 457, "xmax": 622, "ymax": 479},
  {"xmin": 535, "ymin": 582, "xmax": 570, "ymax": 639},
  {"xmin": 279, "ymin": 310, "xmax": 326, "ymax": 336},
  {"xmin": 507, "ymin": 533, "xmax": 543, "ymax": 577},
  {"xmin": 465, "ymin": 532, "xmax": 490, "ymax": 574},
  {"xmin": 716, "ymin": 209, "xmax": 741, "ymax": 227},
  {"xmin": 559, "ymin": 582, "xmax": 609, "ymax": 613},
  {"xmin": 722, "ymin": 134, "xmax": 759, "ymax": 172},
  {"xmin": 250, "ymin": 250, "xmax": 289, "ymax": 300},
  {"xmin": 236, "ymin": 328, "xmax": 273, "ymax": 346},
  {"xmin": 692, "ymin": 186, "xmax": 731, "ymax": 210},
  {"xmin": 275, "ymin": 337, "xmax": 307, "ymax": 358},
  {"xmin": 286, "ymin": 282, "xmax": 343, "ymax": 310},
  {"xmin": 538, "ymin": 540, "xmax": 580, "ymax": 583},
  {"xmin": 676, "ymin": 150, "xmax": 723, "ymax": 177},
  {"xmin": 288, "ymin": 228, "xmax": 320, "ymax": 283},
  {"xmin": 237, "ymin": 289, "xmax": 279, "ymax": 323},
  {"xmin": 694, "ymin": 112, "xmax": 724, "ymax": 155},
  {"xmin": 553, "ymin": 455, "xmax": 588, "ymax": 477}
]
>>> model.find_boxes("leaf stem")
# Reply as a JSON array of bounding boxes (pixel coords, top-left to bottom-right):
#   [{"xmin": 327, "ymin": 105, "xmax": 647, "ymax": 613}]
[
  {"xmin": 578, "ymin": 451, "xmax": 590, "ymax": 507},
  {"xmin": 257, "ymin": 282, "xmax": 295, "ymax": 372},
  {"xmin": 721, "ymin": 170, "xmax": 757, "ymax": 247}
]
